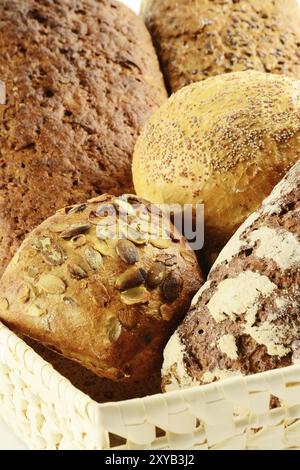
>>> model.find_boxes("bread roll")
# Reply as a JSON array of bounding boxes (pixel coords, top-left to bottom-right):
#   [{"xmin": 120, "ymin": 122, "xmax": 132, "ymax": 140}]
[
  {"xmin": 133, "ymin": 71, "xmax": 300, "ymax": 265},
  {"xmin": 141, "ymin": 0, "xmax": 300, "ymax": 92},
  {"xmin": 162, "ymin": 161, "xmax": 300, "ymax": 391},
  {"xmin": 0, "ymin": 194, "xmax": 203, "ymax": 382},
  {"xmin": 0, "ymin": 0, "xmax": 166, "ymax": 275}
]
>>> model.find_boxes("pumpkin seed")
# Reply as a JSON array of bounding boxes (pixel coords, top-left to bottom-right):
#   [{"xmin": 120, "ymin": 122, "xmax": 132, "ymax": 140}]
[
  {"xmin": 60, "ymin": 223, "xmax": 91, "ymax": 239},
  {"xmin": 150, "ymin": 238, "xmax": 172, "ymax": 249},
  {"xmin": 113, "ymin": 198, "xmax": 136, "ymax": 216},
  {"xmin": 116, "ymin": 239, "xmax": 139, "ymax": 264},
  {"xmin": 147, "ymin": 262, "xmax": 166, "ymax": 288},
  {"xmin": 115, "ymin": 267, "xmax": 146, "ymax": 290},
  {"xmin": 162, "ymin": 271, "xmax": 183, "ymax": 302},
  {"xmin": 118, "ymin": 310, "xmax": 138, "ymax": 329},
  {"xmin": 108, "ymin": 318, "xmax": 122, "ymax": 342},
  {"xmin": 71, "ymin": 234, "xmax": 87, "ymax": 248},
  {"xmin": 37, "ymin": 274, "xmax": 66, "ymax": 295},
  {"xmin": 160, "ymin": 304, "xmax": 173, "ymax": 321},
  {"xmin": 125, "ymin": 226, "xmax": 148, "ymax": 245},
  {"xmin": 17, "ymin": 284, "xmax": 31, "ymax": 304},
  {"xmin": 87, "ymin": 194, "xmax": 110, "ymax": 204},
  {"xmin": 68, "ymin": 264, "xmax": 87, "ymax": 279},
  {"xmin": 42, "ymin": 244, "xmax": 65, "ymax": 266},
  {"xmin": 66, "ymin": 203, "xmax": 87, "ymax": 214},
  {"xmin": 85, "ymin": 246, "xmax": 102, "ymax": 270},
  {"xmin": 120, "ymin": 286, "xmax": 150, "ymax": 305},
  {"xmin": 96, "ymin": 239, "xmax": 113, "ymax": 256},
  {"xmin": 50, "ymin": 223, "xmax": 70, "ymax": 233},
  {"xmin": 26, "ymin": 304, "xmax": 44, "ymax": 317},
  {"xmin": 0, "ymin": 297, "xmax": 9, "ymax": 311}
]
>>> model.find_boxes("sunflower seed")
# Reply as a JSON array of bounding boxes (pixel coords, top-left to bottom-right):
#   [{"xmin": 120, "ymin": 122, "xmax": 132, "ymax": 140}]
[
  {"xmin": 108, "ymin": 318, "xmax": 122, "ymax": 342},
  {"xmin": 60, "ymin": 224, "xmax": 91, "ymax": 239},
  {"xmin": 71, "ymin": 234, "xmax": 87, "ymax": 247},
  {"xmin": 85, "ymin": 246, "xmax": 103, "ymax": 270},
  {"xmin": 116, "ymin": 239, "xmax": 139, "ymax": 264},
  {"xmin": 42, "ymin": 244, "xmax": 65, "ymax": 266},
  {"xmin": 113, "ymin": 198, "xmax": 136, "ymax": 216},
  {"xmin": 150, "ymin": 238, "xmax": 172, "ymax": 249},
  {"xmin": 37, "ymin": 274, "xmax": 66, "ymax": 295},
  {"xmin": 26, "ymin": 304, "xmax": 44, "ymax": 317},
  {"xmin": 50, "ymin": 223, "xmax": 70, "ymax": 233},
  {"xmin": 118, "ymin": 310, "xmax": 138, "ymax": 329},
  {"xmin": 162, "ymin": 271, "xmax": 183, "ymax": 302},
  {"xmin": 87, "ymin": 194, "xmax": 110, "ymax": 204},
  {"xmin": 17, "ymin": 284, "xmax": 31, "ymax": 304},
  {"xmin": 147, "ymin": 262, "xmax": 166, "ymax": 288},
  {"xmin": 180, "ymin": 248, "xmax": 196, "ymax": 263},
  {"xmin": 68, "ymin": 264, "xmax": 87, "ymax": 279},
  {"xmin": 156, "ymin": 253, "xmax": 178, "ymax": 267},
  {"xmin": 63, "ymin": 296, "xmax": 77, "ymax": 308},
  {"xmin": 115, "ymin": 267, "xmax": 146, "ymax": 290},
  {"xmin": 0, "ymin": 297, "xmax": 9, "ymax": 310},
  {"xmin": 66, "ymin": 203, "xmax": 87, "ymax": 214},
  {"xmin": 120, "ymin": 286, "xmax": 150, "ymax": 305},
  {"xmin": 31, "ymin": 237, "xmax": 51, "ymax": 251},
  {"xmin": 89, "ymin": 280, "xmax": 110, "ymax": 307}
]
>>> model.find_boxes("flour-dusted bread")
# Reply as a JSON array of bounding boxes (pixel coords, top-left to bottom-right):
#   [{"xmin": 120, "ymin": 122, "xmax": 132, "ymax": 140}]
[
  {"xmin": 133, "ymin": 71, "xmax": 300, "ymax": 267},
  {"xmin": 0, "ymin": 194, "xmax": 203, "ymax": 382},
  {"xmin": 141, "ymin": 0, "xmax": 300, "ymax": 92},
  {"xmin": 162, "ymin": 161, "xmax": 300, "ymax": 391},
  {"xmin": 0, "ymin": 0, "xmax": 166, "ymax": 276}
]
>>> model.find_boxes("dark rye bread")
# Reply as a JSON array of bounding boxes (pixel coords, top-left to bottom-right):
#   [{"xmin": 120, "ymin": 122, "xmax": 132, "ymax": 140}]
[
  {"xmin": 141, "ymin": 0, "xmax": 300, "ymax": 92},
  {"xmin": 0, "ymin": 0, "xmax": 166, "ymax": 275},
  {"xmin": 162, "ymin": 161, "xmax": 300, "ymax": 391}
]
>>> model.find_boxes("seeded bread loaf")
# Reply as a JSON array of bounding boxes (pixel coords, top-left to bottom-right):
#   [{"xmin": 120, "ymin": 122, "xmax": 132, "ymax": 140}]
[
  {"xmin": 133, "ymin": 71, "xmax": 300, "ymax": 267},
  {"xmin": 0, "ymin": 194, "xmax": 203, "ymax": 382},
  {"xmin": 141, "ymin": 0, "xmax": 300, "ymax": 92},
  {"xmin": 0, "ymin": 0, "xmax": 167, "ymax": 276},
  {"xmin": 162, "ymin": 161, "xmax": 300, "ymax": 391}
]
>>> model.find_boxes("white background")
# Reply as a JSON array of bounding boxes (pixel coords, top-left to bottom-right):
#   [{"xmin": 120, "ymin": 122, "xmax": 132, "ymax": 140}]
[{"xmin": 0, "ymin": 0, "xmax": 141, "ymax": 451}]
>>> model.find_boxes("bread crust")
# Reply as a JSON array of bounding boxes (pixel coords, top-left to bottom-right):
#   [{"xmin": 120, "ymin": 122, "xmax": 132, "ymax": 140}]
[
  {"xmin": 133, "ymin": 71, "xmax": 300, "ymax": 264},
  {"xmin": 0, "ymin": 0, "xmax": 167, "ymax": 275},
  {"xmin": 141, "ymin": 0, "xmax": 300, "ymax": 92},
  {"xmin": 0, "ymin": 194, "xmax": 203, "ymax": 382},
  {"xmin": 162, "ymin": 161, "xmax": 300, "ymax": 391}
]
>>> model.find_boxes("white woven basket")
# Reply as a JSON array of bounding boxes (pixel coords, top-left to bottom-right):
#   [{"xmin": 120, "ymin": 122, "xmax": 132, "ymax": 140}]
[{"xmin": 1, "ymin": 321, "xmax": 300, "ymax": 450}]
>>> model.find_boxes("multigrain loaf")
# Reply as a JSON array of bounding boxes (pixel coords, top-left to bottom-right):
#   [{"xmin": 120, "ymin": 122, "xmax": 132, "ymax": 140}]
[
  {"xmin": 162, "ymin": 161, "xmax": 300, "ymax": 392},
  {"xmin": 133, "ymin": 71, "xmax": 300, "ymax": 266},
  {"xmin": 141, "ymin": 0, "xmax": 300, "ymax": 92},
  {"xmin": 0, "ymin": 0, "xmax": 167, "ymax": 276},
  {"xmin": 0, "ymin": 194, "xmax": 203, "ymax": 382}
]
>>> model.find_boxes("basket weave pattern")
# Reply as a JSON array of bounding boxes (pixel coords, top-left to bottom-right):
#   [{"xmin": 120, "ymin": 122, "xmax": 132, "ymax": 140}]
[{"xmin": 1, "ymin": 321, "xmax": 300, "ymax": 450}]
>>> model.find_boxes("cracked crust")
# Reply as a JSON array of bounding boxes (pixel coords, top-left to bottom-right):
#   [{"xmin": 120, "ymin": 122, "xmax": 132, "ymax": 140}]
[
  {"xmin": 0, "ymin": 0, "xmax": 166, "ymax": 275},
  {"xmin": 162, "ymin": 161, "xmax": 300, "ymax": 391},
  {"xmin": 141, "ymin": 0, "xmax": 300, "ymax": 92}
]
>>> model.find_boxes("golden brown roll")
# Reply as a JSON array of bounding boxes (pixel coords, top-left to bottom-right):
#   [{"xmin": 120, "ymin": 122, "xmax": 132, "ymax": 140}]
[
  {"xmin": 141, "ymin": 0, "xmax": 300, "ymax": 92},
  {"xmin": 133, "ymin": 71, "xmax": 300, "ymax": 265},
  {"xmin": 0, "ymin": 194, "xmax": 203, "ymax": 382}
]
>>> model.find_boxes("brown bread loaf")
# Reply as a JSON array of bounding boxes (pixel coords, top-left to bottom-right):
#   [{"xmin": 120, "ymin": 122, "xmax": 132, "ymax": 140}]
[
  {"xmin": 0, "ymin": 0, "xmax": 166, "ymax": 276},
  {"xmin": 162, "ymin": 161, "xmax": 300, "ymax": 391},
  {"xmin": 0, "ymin": 194, "xmax": 203, "ymax": 382},
  {"xmin": 141, "ymin": 0, "xmax": 300, "ymax": 92}
]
